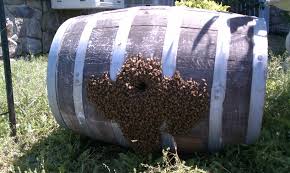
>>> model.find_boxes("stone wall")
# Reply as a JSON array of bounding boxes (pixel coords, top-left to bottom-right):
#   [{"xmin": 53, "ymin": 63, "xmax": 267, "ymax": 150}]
[
  {"xmin": 1, "ymin": 1, "xmax": 290, "ymax": 57},
  {"xmin": 1, "ymin": 0, "xmax": 107, "ymax": 57},
  {"xmin": 3, "ymin": 0, "xmax": 45, "ymax": 57}
]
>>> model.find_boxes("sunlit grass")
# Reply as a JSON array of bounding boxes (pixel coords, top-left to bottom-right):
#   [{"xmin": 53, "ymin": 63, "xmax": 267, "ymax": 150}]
[{"xmin": 0, "ymin": 52, "xmax": 289, "ymax": 172}]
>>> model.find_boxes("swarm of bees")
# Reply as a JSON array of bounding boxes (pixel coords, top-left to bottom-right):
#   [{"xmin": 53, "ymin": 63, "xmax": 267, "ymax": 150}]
[{"xmin": 87, "ymin": 55, "xmax": 209, "ymax": 153}]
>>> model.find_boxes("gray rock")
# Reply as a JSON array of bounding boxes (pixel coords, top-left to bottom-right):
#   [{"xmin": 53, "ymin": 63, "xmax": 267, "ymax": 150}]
[
  {"xmin": 23, "ymin": 38, "xmax": 42, "ymax": 55},
  {"xmin": 15, "ymin": 37, "xmax": 24, "ymax": 56},
  {"xmin": 20, "ymin": 18, "xmax": 42, "ymax": 39},
  {"xmin": 3, "ymin": 0, "xmax": 24, "ymax": 5},
  {"xmin": 0, "ymin": 18, "xmax": 18, "ymax": 58},
  {"xmin": 6, "ymin": 5, "xmax": 34, "ymax": 18},
  {"xmin": 14, "ymin": 17, "xmax": 24, "ymax": 36},
  {"xmin": 6, "ymin": 18, "xmax": 14, "ymax": 38},
  {"xmin": 3, "ymin": 17, "xmax": 24, "ymax": 38},
  {"xmin": 42, "ymin": 31, "xmax": 55, "ymax": 53},
  {"xmin": 32, "ymin": 8, "xmax": 42, "ymax": 21},
  {"xmin": 4, "ymin": 5, "xmax": 10, "ymax": 17},
  {"xmin": 0, "ymin": 39, "xmax": 18, "ymax": 58},
  {"xmin": 42, "ymin": 0, "xmax": 52, "ymax": 13},
  {"xmin": 42, "ymin": 10, "xmax": 60, "ymax": 32},
  {"xmin": 6, "ymin": 4, "xmax": 42, "ymax": 20},
  {"xmin": 27, "ymin": 0, "xmax": 42, "ymax": 10},
  {"xmin": 9, "ymin": 40, "xmax": 18, "ymax": 57}
]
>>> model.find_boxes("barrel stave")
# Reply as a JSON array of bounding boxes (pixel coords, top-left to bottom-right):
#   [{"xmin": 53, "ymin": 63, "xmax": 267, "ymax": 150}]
[
  {"xmin": 84, "ymin": 27, "xmax": 119, "ymax": 143},
  {"xmin": 48, "ymin": 6, "xmax": 268, "ymax": 152},
  {"xmin": 222, "ymin": 20, "xmax": 254, "ymax": 144},
  {"xmin": 175, "ymin": 28, "xmax": 218, "ymax": 148},
  {"xmin": 57, "ymin": 17, "xmax": 88, "ymax": 133},
  {"xmin": 126, "ymin": 26, "xmax": 166, "ymax": 59}
]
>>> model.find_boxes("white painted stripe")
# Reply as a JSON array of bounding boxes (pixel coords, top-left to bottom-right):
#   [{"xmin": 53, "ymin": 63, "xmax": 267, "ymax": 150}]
[
  {"xmin": 161, "ymin": 7, "xmax": 184, "ymax": 78},
  {"xmin": 161, "ymin": 133, "xmax": 177, "ymax": 151},
  {"xmin": 110, "ymin": 7, "xmax": 139, "ymax": 81},
  {"xmin": 160, "ymin": 121, "xmax": 177, "ymax": 151},
  {"xmin": 246, "ymin": 18, "xmax": 268, "ymax": 144},
  {"xmin": 47, "ymin": 18, "xmax": 75, "ymax": 129},
  {"xmin": 109, "ymin": 7, "xmax": 139, "ymax": 145},
  {"xmin": 111, "ymin": 122, "xmax": 129, "ymax": 147},
  {"xmin": 159, "ymin": 6, "xmax": 185, "ymax": 150},
  {"xmin": 208, "ymin": 14, "xmax": 231, "ymax": 151},
  {"xmin": 73, "ymin": 14, "xmax": 100, "ymax": 133}
]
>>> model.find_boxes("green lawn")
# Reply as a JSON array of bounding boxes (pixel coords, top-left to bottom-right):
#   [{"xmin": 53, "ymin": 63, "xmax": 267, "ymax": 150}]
[{"xmin": 0, "ymin": 52, "xmax": 289, "ymax": 173}]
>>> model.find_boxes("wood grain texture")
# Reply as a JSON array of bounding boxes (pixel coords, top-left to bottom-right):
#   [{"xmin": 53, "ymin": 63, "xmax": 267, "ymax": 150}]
[
  {"xmin": 176, "ymin": 28, "xmax": 217, "ymax": 149},
  {"xmin": 49, "ymin": 6, "xmax": 267, "ymax": 152},
  {"xmin": 47, "ymin": 18, "xmax": 76, "ymax": 129},
  {"xmin": 57, "ymin": 16, "xmax": 87, "ymax": 134},
  {"xmin": 73, "ymin": 14, "xmax": 103, "ymax": 139},
  {"xmin": 84, "ymin": 27, "xmax": 119, "ymax": 143}
]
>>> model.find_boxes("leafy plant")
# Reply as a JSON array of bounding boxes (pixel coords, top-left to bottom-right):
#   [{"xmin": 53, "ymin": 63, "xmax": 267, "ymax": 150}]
[{"xmin": 175, "ymin": 0, "xmax": 229, "ymax": 11}]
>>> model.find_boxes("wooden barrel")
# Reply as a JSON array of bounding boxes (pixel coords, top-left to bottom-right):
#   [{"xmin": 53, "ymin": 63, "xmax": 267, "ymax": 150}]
[{"xmin": 47, "ymin": 6, "xmax": 268, "ymax": 152}]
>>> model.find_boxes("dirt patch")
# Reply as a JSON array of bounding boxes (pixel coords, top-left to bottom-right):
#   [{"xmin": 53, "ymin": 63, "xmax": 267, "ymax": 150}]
[{"xmin": 87, "ymin": 55, "xmax": 209, "ymax": 153}]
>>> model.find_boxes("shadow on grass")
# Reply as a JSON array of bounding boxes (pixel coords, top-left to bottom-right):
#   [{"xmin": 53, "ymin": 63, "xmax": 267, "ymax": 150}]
[
  {"xmin": 12, "ymin": 128, "xmax": 149, "ymax": 173},
  {"xmin": 12, "ymin": 77, "xmax": 290, "ymax": 173}
]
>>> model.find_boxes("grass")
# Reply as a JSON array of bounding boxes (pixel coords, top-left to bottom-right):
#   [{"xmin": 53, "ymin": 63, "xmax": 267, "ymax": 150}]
[{"xmin": 0, "ymin": 52, "xmax": 289, "ymax": 173}]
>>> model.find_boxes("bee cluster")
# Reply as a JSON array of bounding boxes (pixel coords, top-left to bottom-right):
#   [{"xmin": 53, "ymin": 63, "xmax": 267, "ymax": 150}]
[{"xmin": 87, "ymin": 55, "xmax": 209, "ymax": 153}]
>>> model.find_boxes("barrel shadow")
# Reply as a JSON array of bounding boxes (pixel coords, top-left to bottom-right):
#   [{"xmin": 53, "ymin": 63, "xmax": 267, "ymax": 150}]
[
  {"xmin": 191, "ymin": 16, "xmax": 219, "ymax": 53},
  {"xmin": 12, "ymin": 127, "xmax": 212, "ymax": 172},
  {"xmin": 12, "ymin": 128, "xmax": 143, "ymax": 172}
]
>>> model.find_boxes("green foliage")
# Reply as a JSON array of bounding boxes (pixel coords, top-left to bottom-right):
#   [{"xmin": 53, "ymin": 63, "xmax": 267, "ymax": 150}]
[
  {"xmin": 0, "ymin": 57, "xmax": 57, "ymax": 173},
  {"xmin": 265, "ymin": 51, "xmax": 290, "ymax": 128},
  {"xmin": 175, "ymin": 0, "xmax": 229, "ymax": 11},
  {"xmin": 142, "ymin": 150, "xmax": 206, "ymax": 173},
  {"xmin": 0, "ymin": 52, "xmax": 290, "ymax": 172}
]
